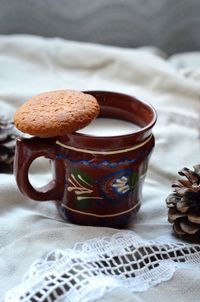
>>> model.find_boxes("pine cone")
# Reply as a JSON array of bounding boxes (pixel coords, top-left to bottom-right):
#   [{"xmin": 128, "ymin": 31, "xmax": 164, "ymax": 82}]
[
  {"xmin": 0, "ymin": 116, "xmax": 18, "ymax": 173},
  {"xmin": 166, "ymin": 165, "xmax": 200, "ymax": 238}
]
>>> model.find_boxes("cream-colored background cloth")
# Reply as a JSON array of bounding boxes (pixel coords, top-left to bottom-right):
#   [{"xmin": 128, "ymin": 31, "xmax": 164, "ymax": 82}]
[{"xmin": 0, "ymin": 35, "xmax": 200, "ymax": 301}]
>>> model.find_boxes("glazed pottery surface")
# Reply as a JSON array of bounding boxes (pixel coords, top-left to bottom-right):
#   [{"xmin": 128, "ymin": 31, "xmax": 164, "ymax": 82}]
[{"xmin": 14, "ymin": 91, "xmax": 157, "ymax": 227}]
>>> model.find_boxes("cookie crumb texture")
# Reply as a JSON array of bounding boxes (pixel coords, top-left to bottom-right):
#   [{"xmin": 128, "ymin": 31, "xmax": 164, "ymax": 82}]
[{"xmin": 14, "ymin": 90, "xmax": 100, "ymax": 137}]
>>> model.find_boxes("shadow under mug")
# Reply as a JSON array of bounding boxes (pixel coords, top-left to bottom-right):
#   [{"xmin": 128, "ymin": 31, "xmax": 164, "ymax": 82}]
[{"xmin": 14, "ymin": 91, "xmax": 157, "ymax": 227}]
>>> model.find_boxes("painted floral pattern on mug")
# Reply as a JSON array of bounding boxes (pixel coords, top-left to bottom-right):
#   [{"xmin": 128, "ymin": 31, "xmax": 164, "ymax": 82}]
[
  {"xmin": 67, "ymin": 168, "xmax": 103, "ymax": 210},
  {"xmin": 112, "ymin": 175, "xmax": 130, "ymax": 194},
  {"xmin": 100, "ymin": 169, "xmax": 139, "ymax": 204},
  {"xmin": 66, "ymin": 168, "xmax": 138, "ymax": 210},
  {"xmin": 112, "ymin": 170, "xmax": 138, "ymax": 195}
]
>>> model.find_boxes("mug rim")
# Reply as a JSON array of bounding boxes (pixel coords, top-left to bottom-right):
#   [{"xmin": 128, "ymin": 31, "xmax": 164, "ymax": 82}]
[
  {"xmin": 57, "ymin": 90, "xmax": 157, "ymax": 151},
  {"xmin": 73, "ymin": 90, "xmax": 157, "ymax": 139}
]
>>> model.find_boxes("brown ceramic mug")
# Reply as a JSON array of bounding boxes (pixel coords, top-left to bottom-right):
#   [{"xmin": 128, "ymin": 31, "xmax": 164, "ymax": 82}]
[{"xmin": 14, "ymin": 91, "xmax": 157, "ymax": 227}]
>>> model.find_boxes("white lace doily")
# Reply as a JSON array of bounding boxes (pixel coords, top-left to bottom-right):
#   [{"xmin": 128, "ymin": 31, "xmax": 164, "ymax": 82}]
[{"xmin": 3, "ymin": 231, "xmax": 200, "ymax": 302}]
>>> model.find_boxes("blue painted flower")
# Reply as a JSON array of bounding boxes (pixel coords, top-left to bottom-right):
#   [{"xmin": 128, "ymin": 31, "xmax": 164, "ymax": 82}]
[{"xmin": 112, "ymin": 176, "xmax": 129, "ymax": 194}]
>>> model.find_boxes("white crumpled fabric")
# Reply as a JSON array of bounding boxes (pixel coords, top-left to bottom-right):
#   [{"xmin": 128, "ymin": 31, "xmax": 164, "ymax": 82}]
[{"xmin": 0, "ymin": 35, "xmax": 200, "ymax": 302}]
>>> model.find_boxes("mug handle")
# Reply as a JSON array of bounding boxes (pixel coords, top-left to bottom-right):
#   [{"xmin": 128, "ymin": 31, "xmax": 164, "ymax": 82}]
[{"xmin": 14, "ymin": 136, "xmax": 65, "ymax": 201}]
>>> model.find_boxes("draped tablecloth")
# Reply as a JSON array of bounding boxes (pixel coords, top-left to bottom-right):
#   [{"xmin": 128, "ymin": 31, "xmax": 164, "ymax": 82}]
[{"xmin": 0, "ymin": 35, "xmax": 200, "ymax": 302}]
